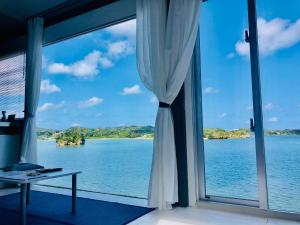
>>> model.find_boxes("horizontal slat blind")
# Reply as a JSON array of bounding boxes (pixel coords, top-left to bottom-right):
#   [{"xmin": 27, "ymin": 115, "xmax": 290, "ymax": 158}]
[{"xmin": 0, "ymin": 53, "xmax": 26, "ymax": 118}]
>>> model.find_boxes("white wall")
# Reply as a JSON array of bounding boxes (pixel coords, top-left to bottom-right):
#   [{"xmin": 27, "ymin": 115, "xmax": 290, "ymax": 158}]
[{"xmin": 0, "ymin": 135, "xmax": 21, "ymax": 188}]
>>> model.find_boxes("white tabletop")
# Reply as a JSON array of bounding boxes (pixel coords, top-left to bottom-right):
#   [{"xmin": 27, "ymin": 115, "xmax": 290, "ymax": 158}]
[{"xmin": 0, "ymin": 170, "xmax": 81, "ymax": 184}]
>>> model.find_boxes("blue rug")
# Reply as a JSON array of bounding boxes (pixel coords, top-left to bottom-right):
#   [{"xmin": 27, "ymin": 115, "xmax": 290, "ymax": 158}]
[{"xmin": 0, "ymin": 191, "xmax": 153, "ymax": 225}]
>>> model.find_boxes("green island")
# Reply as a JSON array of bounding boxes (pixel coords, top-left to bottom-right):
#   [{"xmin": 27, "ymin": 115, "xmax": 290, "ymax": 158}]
[
  {"xmin": 203, "ymin": 128, "xmax": 250, "ymax": 139},
  {"xmin": 203, "ymin": 129, "xmax": 300, "ymax": 139},
  {"xmin": 36, "ymin": 126, "xmax": 300, "ymax": 146},
  {"xmin": 37, "ymin": 126, "xmax": 155, "ymax": 146},
  {"xmin": 266, "ymin": 129, "xmax": 300, "ymax": 136}
]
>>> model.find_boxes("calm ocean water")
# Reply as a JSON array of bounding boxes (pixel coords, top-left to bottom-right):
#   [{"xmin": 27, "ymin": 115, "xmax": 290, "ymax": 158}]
[{"xmin": 37, "ymin": 136, "xmax": 300, "ymax": 213}]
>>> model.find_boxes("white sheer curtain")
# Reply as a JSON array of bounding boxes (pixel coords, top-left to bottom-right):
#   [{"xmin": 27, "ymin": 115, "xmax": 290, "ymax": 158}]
[
  {"xmin": 185, "ymin": 32, "xmax": 201, "ymax": 206},
  {"xmin": 20, "ymin": 17, "xmax": 44, "ymax": 163},
  {"xmin": 136, "ymin": 0, "xmax": 201, "ymax": 209}
]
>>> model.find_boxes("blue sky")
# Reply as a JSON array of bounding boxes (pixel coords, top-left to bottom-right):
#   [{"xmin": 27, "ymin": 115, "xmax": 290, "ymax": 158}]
[
  {"xmin": 38, "ymin": 20, "xmax": 157, "ymax": 129},
  {"xmin": 200, "ymin": 0, "xmax": 300, "ymax": 130},
  {"xmin": 37, "ymin": 1, "xmax": 300, "ymax": 130}
]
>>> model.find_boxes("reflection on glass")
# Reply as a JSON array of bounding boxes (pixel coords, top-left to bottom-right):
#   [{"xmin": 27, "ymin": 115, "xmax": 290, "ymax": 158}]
[{"xmin": 200, "ymin": 0, "xmax": 258, "ymax": 200}]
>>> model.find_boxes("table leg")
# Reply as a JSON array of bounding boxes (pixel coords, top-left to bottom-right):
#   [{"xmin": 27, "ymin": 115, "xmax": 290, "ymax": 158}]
[
  {"xmin": 72, "ymin": 174, "xmax": 77, "ymax": 214},
  {"xmin": 20, "ymin": 184, "xmax": 27, "ymax": 225},
  {"xmin": 26, "ymin": 183, "xmax": 30, "ymax": 205}
]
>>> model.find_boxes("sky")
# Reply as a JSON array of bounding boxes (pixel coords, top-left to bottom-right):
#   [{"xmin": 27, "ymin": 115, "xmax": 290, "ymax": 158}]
[
  {"xmin": 38, "ymin": 20, "xmax": 158, "ymax": 129},
  {"xmin": 200, "ymin": 0, "xmax": 300, "ymax": 130},
  {"xmin": 37, "ymin": 0, "xmax": 300, "ymax": 130}
]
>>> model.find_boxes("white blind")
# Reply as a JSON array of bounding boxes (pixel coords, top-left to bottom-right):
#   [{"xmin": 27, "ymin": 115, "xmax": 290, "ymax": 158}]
[{"xmin": 0, "ymin": 53, "xmax": 26, "ymax": 118}]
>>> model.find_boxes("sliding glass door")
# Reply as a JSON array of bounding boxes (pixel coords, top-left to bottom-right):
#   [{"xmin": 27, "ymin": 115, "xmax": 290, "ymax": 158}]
[
  {"xmin": 199, "ymin": 0, "xmax": 258, "ymax": 203},
  {"xmin": 197, "ymin": 0, "xmax": 300, "ymax": 213},
  {"xmin": 257, "ymin": 0, "xmax": 300, "ymax": 213}
]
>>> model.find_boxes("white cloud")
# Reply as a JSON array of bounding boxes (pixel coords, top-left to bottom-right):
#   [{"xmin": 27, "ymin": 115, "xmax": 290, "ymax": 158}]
[
  {"xmin": 246, "ymin": 105, "xmax": 253, "ymax": 111},
  {"xmin": 40, "ymin": 80, "xmax": 61, "ymax": 94},
  {"xmin": 45, "ymin": 21, "xmax": 137, "ymax": 79},
  {"xmin": 258, "ymin": 18, "xmax": 300, "ymax": 55},
  {"xmin": 121, "ymin": 85, "xmax": 141, "ymax": 95},
  {"xmin": 48, "ymin": 63, "xmax": 70, "ymax": 74},
  {"xmin": 37, "ymin": 101, "xmax": 65, "ymax": 112},
  {"xmin": 78, "ymin": 97, "xmax": 103, "ymax": 108},
  {"xmin": 268, "ymin": 116, "xmax": 278, "ymax": 122},
  {"xmin": 47, "ymin": 50, "xmax": 113, "ymax": 77},
  {"xmin": 264, "ymin": 102, "xmax": 273, "ymax": 110},
  {"xmin": 236, "ymin": 17, "xmax": 300, "ymax": 56},
  {"xmin": 150, "ymin": 96, "xmax": 158, "ymax": 103},
  {"xmin": 42, "ymin": 55, "xmax": 49, "ymax": 69},
  {"xmin": 235, "ymin": 41, "xmax": 250, "ymax": 57},
  {"xmin": 98, "ymin": 57, "xmax": 113, "ymax": 68},
  {"xmin": 218, "ymin": 113, "xmax": 227, "ymax": 118},
  {"xmin": 204, "ymin": 87, "xmax": 219, "ymax": 94},
  {"xmin": 71, "ymin": 123, "xmax": 81, "ymax": 127},
  {"xmin": 226, "ymin": 53, "xmax": 235, "ymax": 59},
  {"xmin": 105, "ymin": 19, "xmax": 136, "ymax": 39},
  {"xmin": 107, "ymin": 41, "xmax": 133, "ymax": 58},
  {"xmin": 95, "ymin": 113, "xmax": 103, "ymax": 117}
]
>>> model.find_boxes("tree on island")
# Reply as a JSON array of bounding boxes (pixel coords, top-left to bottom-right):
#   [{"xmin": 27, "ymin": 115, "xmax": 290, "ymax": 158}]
[
  {"xmin": 203, "ymin": 128, "xmax": 250, "ymax": 139},
  {"xmin": 56, "ymin": 127, "xmax": 85, "ymax": 146}
]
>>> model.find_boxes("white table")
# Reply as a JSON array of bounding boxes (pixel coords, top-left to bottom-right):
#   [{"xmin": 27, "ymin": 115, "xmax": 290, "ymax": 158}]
[{"xmin": 0, "ymin": 170, "xmax": 81, "ymax": 225}]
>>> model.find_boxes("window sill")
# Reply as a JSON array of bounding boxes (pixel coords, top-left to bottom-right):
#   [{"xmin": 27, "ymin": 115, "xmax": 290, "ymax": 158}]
[{"xmin": 196, "ymin": 199, "xmax": 300, "ymax": 221}]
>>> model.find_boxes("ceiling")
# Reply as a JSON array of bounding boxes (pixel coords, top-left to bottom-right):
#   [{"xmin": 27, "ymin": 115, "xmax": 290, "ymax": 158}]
[{"xmin": 0, "ymin": 0, "xmax": 117, "ymax": 44}]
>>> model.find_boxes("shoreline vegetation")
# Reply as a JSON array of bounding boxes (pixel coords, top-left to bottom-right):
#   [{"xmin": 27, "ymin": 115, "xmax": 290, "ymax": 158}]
[
  {"xmin": 36, "ymin": 126, "xmax": 300, "ymax": 146},
  {"xmin": 37, "ymin": 126, "xmax": 155, "ymax": 146}
]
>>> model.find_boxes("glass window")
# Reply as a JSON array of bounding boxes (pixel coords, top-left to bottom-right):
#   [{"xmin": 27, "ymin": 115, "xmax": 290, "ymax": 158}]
[
  {"xmin": 200, "ymin": 0, "xmax": 258, "ymax": 200},
  {"xmin": 257, "ymin": 0, "xmax": 300, "ymax": 213},
  {"xmin": 37, "ymin": 19, "xmax": 156, "ymax": 198}
]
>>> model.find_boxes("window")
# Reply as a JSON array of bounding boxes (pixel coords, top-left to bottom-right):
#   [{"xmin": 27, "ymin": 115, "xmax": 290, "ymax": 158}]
[
  {"xmin": 0, "ymin": 53, "xmax": 25, "ymax": 118},
  {"xmin": 257, "ymin": 0, "xmax": 300, "ymax": 213},
  {"xmin": 197, "ymin": 0, "xmax": 300, "ymax": 213},
  {"xmin": 199, "ymin": 0, "xmax": 258, "ymax": 202},
  {"xmin": 37, "ymin": 19, "xmax": 156, "ymax": 198}
]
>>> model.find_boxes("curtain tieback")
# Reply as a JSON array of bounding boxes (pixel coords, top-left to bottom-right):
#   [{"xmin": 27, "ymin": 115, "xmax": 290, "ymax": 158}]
[{"xmin": 159, "ymin": 102, "xmax": 171, "ymax": 108}]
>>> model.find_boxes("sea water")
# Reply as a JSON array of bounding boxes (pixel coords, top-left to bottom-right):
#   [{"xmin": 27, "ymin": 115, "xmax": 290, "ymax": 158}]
[{"xmin": 37, "ymin": 136, "xmax": 300, "ymax": 213}]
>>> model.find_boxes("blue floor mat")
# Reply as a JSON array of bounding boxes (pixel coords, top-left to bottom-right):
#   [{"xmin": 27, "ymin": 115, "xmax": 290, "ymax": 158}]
[{"xmin": 0, "ymin": 191, "xmax": 153, "ymax": 225}]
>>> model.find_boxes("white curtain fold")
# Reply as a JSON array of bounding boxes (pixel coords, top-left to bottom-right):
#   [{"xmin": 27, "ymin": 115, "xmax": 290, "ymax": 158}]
[
  {"xmin": 20, "ymin": 17, "xmax": 44, "ymax": 163},
  {"xmin": 136, "ymin": 0, "xmax": 201, "ymax": 209},
  {"xmin": 185, "ymin": 31, "xmax": 201, "ymax": 206}
]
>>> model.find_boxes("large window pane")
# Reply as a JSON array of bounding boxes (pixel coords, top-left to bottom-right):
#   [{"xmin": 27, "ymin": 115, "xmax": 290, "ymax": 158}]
[
  {"xmin": 200, "ymin": 0, "xmax": 258, "ymax": 200},
  {"xmin": 257, "ymin": 0, "xmax": 300, "ymax": 212},
  {"xmin": 37, "ymin": 20, "xmax": 156, "ymax": 198}
]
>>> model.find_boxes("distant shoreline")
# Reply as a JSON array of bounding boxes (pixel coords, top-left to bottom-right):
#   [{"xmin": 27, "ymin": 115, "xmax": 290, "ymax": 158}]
[
  {"xmin": 86, "ymin": 137, "xmax": 153, "ymax": 140},
  {"xmin": 37, "ymin": 126, "xmax": 300, "ymax": 142},
  {"xmin": 38, "ymin": 134, "xmax": 300, "ymax": 142},
  {"xmin": 38, "ymin": 137, "xmax": 154, "ymax": 141},
  {"xmin": 88, "ymin": 137, "xmax": 153, "ymax": 140}
]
